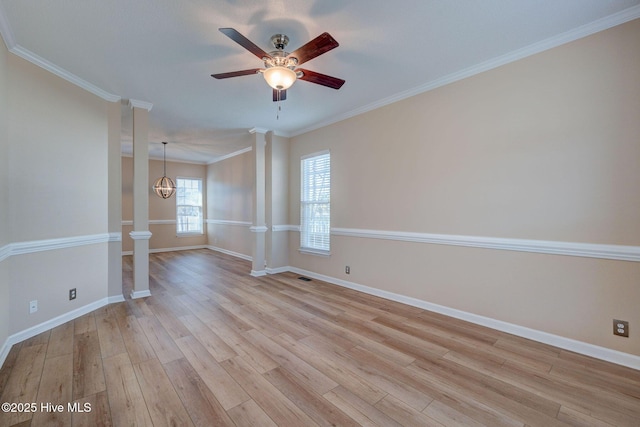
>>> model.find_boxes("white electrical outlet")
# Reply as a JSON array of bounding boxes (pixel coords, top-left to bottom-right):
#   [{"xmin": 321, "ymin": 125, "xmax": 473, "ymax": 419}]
[{"xmin": 29, "ymin": 300, "xmax": 38, "ymax": 314}]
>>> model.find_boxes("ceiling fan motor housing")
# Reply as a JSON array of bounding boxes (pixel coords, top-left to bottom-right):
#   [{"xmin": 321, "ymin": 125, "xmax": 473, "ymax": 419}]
[{"xmin": 270, "ymin": 34, "xmax": 289, "ymax": 50}]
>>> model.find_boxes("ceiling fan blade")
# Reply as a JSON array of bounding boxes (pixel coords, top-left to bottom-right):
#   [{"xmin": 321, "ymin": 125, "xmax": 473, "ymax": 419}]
[
  {"xmin": 287, "ymin": 32, "xmax": 339, "ymax": 65},
  {"xmin": 211, "ymin": 68, "xmax": 262, "ymax": 79},
  {"xmin": 219, "ymin": 28, "xmax": 271, "ymax": 60},
  {"xmin": 297, "ymin": 69, "xmax": 345, "ymax": 89},
  {"xmin": 273, "ymin": 89, "xmax": 287, "ymax": 102}
]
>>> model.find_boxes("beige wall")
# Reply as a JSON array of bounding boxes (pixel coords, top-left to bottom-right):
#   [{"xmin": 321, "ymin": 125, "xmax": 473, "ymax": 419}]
[
  {"xmin": 0, "ymin": 36, "xmax": 10, "ymax": 349},
  {"xmin": 207, "ymin": 150, "xmax": 253, "ymax": 258},
  {"xmin": 7, "ymin": 53, "xmax": 110, "ymax": 335},
  {"xmin": 122, "ymin": 156, "xmax": 207, "ymax": 252},
  {"xmin": 288, "ymin": 20, "xmax": 640, "ymax": 356}
]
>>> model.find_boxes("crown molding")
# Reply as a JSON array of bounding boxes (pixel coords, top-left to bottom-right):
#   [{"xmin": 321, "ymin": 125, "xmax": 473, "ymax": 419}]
[
  {"xmin": 0, "ymin": 1, "xmax": 16, "ymax": 49},
  {"xmin": 128, "ymin": 99, "xmax": 153, "ymax": 111},
  {"xmin": 290, "ymin": 5, "xmax": 640, "ymax": 137},
  {"xmin": 11, "ymin": 46, "xmax": 121, "ymax": 102},
  {"xmin": 0, "ymin": 3, "xmax": 121, "ymax": 103},
  {"xmin": 207, "ymin": 146, "xmax": 253, "ymax": 164},
  {"xmin": 249, "ymin": 127, "xmax": 269, "ymax": 135},
  {"xmin": 0, "ymin": 244, "xmax": 10, "ymax": 262}
]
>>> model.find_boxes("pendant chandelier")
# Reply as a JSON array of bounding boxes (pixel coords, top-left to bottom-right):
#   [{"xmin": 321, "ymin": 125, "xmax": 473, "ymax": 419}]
[{"xmin": 153, "ymin": 141, "xmax": 176, "ymax": 199}]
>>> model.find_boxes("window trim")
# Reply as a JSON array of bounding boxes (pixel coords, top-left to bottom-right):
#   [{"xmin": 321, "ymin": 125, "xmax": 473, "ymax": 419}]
[
  {"xmin": 299, "ymin": 150, "xmax": 331, "ymax": 256},
  {"xmin": 175, "ymin": 176, "xmax": 204, "ymax": 236}
]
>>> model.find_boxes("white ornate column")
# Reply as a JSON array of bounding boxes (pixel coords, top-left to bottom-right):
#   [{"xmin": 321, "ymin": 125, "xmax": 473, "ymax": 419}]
[
  {"xmin": 249, "ymin": 127, "xmax": 267, "ymax": 277},
  {"xmin": 129, "ymin": 99, "xmax": 153, "ymax": 298}
]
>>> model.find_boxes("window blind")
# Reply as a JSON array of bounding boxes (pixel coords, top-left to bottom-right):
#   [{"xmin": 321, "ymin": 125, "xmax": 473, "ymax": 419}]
[
  {"xmin": 176, "ymin": 178, "xmax": 203, "ymax": 234},
  {"xmin": 300, "ymin": 151, "xmax": 330, "ymax": 252}
]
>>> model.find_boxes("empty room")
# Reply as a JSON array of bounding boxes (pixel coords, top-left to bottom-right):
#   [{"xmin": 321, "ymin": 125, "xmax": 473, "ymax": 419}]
[{"xmin": 0, "ymin": 1, "xmax": 639, "ymax": 426}]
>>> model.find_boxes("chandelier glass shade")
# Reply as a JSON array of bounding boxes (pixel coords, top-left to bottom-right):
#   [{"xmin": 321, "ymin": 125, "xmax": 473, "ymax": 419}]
[
  {"xmin": 153, "ymin": 142, "xmax": 176, "ymax": 199},
  {"xmin": 263, "ymin": 66, "xmax": 297, "ymax": 90}
]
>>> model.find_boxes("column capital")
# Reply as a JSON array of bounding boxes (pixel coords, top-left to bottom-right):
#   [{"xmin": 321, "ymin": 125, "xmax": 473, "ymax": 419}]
[
  {"xmin": 129, "ymin": 231, "xmax": 152, "ymax": 240},
  {"xmin": 128, "ymin": 99, "xmax": 153, "ymax": 111},
  {"xmin": 249, "ymin": 127, "xmax": 269, "ymax": 135}
]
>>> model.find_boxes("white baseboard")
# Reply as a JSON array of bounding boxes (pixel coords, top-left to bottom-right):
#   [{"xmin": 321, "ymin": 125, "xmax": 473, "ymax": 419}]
[
  {"xmin": 265, "ymin": 266, "xmax": 290, "ymax": 274},
  {"xmin": 123, "ymin": 239, "xmax": 640, "ymax": 370},
  {"xmin": 286, "ymin": 266, "xmax": 640, "ymax": 371},
  {"xmin": 250, "ymin": 270, "xmax": 267, "ymax": 277},
  {"xmin": 206, "ymin": 245, "xmax": 252, "ymax": 261},
  {"xmin": 108, "ymin": 294, "xmax": 125, "ymax": 304},
  {"xmin": 130, "ymin": 290, "xmax": 151, "ymax": 299},
  {"xmin": 0, "ymin": 297, "xmax": 110, "ymax": 368}
]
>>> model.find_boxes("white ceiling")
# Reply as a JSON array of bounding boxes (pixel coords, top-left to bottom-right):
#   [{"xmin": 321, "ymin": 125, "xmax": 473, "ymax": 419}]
[{"xmin": 1, "ymin": 0, "xmax": 639, "ymax": 164}]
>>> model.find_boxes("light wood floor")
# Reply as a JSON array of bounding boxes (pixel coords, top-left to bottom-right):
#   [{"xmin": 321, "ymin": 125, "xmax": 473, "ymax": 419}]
[{"xmin": 1, "ymin": 250, "xmax": 639, "ymax": 426}]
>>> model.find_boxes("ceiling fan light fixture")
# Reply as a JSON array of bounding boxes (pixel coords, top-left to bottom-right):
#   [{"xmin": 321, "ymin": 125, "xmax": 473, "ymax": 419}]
[{"xmin": 263, "ymin": 66, "xmax": 297, "ymax": 90}]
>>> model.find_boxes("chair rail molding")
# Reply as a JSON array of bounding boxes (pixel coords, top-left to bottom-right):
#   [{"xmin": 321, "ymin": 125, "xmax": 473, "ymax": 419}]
[
  {"xmin": 330, "ymin": 228, "xmax": 640, "ymax": 262},
  {"xmin": 206, "ymin": 219, "xmax": 252, "ymax": 227},
  {"xmin": 3, "ymin": 233, "xmax": 113, "ymax": 258}
]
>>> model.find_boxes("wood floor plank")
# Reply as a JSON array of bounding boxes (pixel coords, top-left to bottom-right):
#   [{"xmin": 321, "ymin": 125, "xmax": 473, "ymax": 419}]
[
  {"xmin": 71, "ymin": 390, "xmax": 112, "ymax": 427},
  {"xmin": 95, "ymin": 309, "xmax": 127, "ymax": 359},
  {"xmin": 102, "ymin": 352, "xmax": 154, "ymax": 427},
  {"xmin": 74, "ymin": 313, "xmax": 97, "ymax": 335},
  {"xmin": 263, "ymin": 366, "xmax": 358, "ymax": 427},
  {"xmin": 22, "ymin": 330, "xmax": 51, "ymax": 347},
  {"xmin": 178, "ymin": 314, "xmax": 237, "ymax": 362},
  {"xmin": 323, "ymin": 385, "xmax": 402, "ymax": 427},
  {"xmin": 47, "ymin": 321, "xmax": 75, "ymax": 358},
  {"xmin": 138, "ymin": 315, "xmax": 184, "ymax": 364},
  {"xmin": 133, "ymin": 358, "xmax": 194, "ymax": 427},
  {"xmin": 409, "ymin": 359, "xmax": 568, "ymax": 427},
  {"xmin": 302, "ymin": 335, "xmax": 433, "ymax": 411},
  {"xmin": 1, "ymin": 250, "xmax": 638, "ymax": 427},
  {"xmin": 174, "ymin": 335, "xmax": 250, "ymax": 410},
  {"xmin": 243, "ymin": 329, "xmax": 339, "ymax": 395},
  {"xmin": 272, "ymin": 333, "xmax": 387, "ymax": 405},
  {"xmin": 227, "ymin": 399, "xmax": 278, "ymax": 427},
  {"xmin": 424, "ymin": 399, "xmax": 490, "ymax": 427},
  {"xmin": 0, "ymin": 342, "xmax": 23, "ymax": 396},
  {"xmin": 73, "ymin": 330, "xmax": 106, "ymax": 400},
  {"xmin": 0, "ymin": 343, "xmax": 47, "ymax": 426},
  {"xmin": 375, "ymin": 394, "xmax": 446, "ymax": 427},
  {"xmin": 31, "ymin": 353, "xmax": 73, "ymax": 427},
  {"xmin": 220, "ymin": 356, "xmax": 320, "ymax": 427},
  {"xmin": 116, "ymin": 314, "xmax": 156, "ymax": 364},
  {"xmin": 163, "ymin": 358, "xmax": 236, "ymax": 427},
  {"xmin": 557, "ymin": 405, "xmax": 616, "ymax": 427},
  {"xmin": 145, "ymin": 301, "xmax": 193, "ymax": 341},
  {"xmin": 203, "ymin": 319, "xmax": 279, "ymax": 374}
]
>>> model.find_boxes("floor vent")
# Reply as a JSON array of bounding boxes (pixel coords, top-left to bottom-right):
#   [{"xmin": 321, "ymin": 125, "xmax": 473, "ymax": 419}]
[{"xmin": 298, "ymin": 277, "xmax": 312, "ymax": 282}]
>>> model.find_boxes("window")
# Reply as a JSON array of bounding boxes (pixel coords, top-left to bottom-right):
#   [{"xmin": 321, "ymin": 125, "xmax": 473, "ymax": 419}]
[
  {"xmin": 300, "ymin": 151, "xmax": 330, "ymax": 254},
  {"xmin": 176, "ymin": 178, "xmax": 203, "ymax": 235}
]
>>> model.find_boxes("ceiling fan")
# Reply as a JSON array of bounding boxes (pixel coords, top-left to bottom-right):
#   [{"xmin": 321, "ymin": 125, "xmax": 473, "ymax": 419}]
[{"xmin": 211, "ymin": 28, "xmax": 345, "ymax": 102}]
